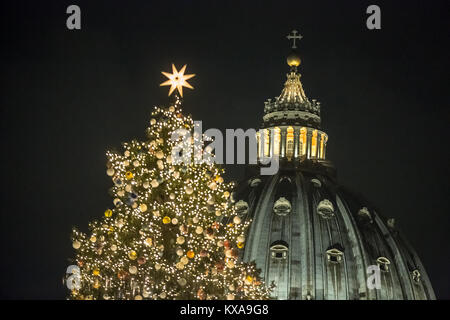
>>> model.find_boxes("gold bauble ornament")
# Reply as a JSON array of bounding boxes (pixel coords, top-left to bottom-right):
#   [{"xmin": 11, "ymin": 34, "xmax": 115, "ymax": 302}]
[
  {"xmin": 237, "ymin": 242, "xmax": 245, "ymax": 249},
  {"xmin": 140, "ymin": 203, "xmax": 147, "ymax": 212},
  {"xmin": 157, "ymin": 160, "xmax": 164, "ymax": 170},
  {"xmin": 153, "ymin": 210, "xmax": 160, "ymax": 217},
  {"xmin": 104, "ymin": 209, "xmax": 112, "ymax": 217},
  {"xmin": 125, "ymin": 171, "xmax": 134, "ymax": 180},
  {"xmin": 233, "ymin": 216, "xmax": 241, "ymax": 224},
  {"xmin": 135, "ymin": 295, "xmax": 143, "ymax": 300},
  {"xmin": 215, "ymin": 210, "xmax": 222, "ymax": 217},
  {"xmin": 169, "ymin": 193, "xmax": 176, "ymax": 200},
  {"xmin": 155, "ymin": 263, "xmax": 161, "ymax": 270},
  {"xmin": 155, "ymin": 150, "xmax": 164, "ymax": 159},
  {"xmin": 92, "ymin": 268, "xmax": 100, "ymax": 276},
  {"xmin": 166, "ymin": 155, "xmax": 173, "ymax": 164},
  {"xmin": 144, "ymin": 238, "xmax": 153, "ymax": 246},
  {"xmin": 90, "ymin": 236, "xmax": 97, "ymax": 243},
  {"xmin": 237, "ymin": 235, "xmax": 245, "ymax": 243},
  {"xmin": 176, "ymin": 249, "xmax": 184, "ymax": 256},
  {"xmin": 169, "ymin": 106, "xmax": 175, "ymax": 112},
  {"xmin": 133, "ymin": 160, "xmax": 140, "ymax": 167},
  {"xmin": 106, "ymin": 168, "xmax": 115, "ymax": 176},
  {"xmin": 125, "ymin": 184, "xmax": 132, "ymax": 192},
  {"xmin": 173, "ymin": 171, "xmax": 180, "ymax": 179},
  {"xmin": 143, "ymin": 181, "xmax": 150, "ymax": 189},
  {"xmin": 224, "ymin": 191, "xmax": 230, "ymax": 198},
  {"xmin": 176, "ymin": 262, "xmax": 185, "ymax": 270},
  {"xmin": 111, "ymin": 244, "xmax": 117, "ymax": 251},
  {"xmin": 128, "ymin": 250, "xmax": 137, "ymax": 260},
  {"xmin": 207, "ymin": 197, "xmax": 215, "ymax": 205},
  {"xmin": 150, "ymin": 118, "xmax": 156, "ymax": 125},
  {"xmin": 117, "ymin": 190, "xmax": 125, "ymax": 197},
  {"xmin": 187, "ymin": 250, "xmax": 195, "ymax": 259},
  {"xmin": 162, "ymin": 216, "xmax": 171, "ymax": 224},
  {"xmin": 245, "ymin": 275, "xmax": 253, "ymax": 284},
  {"xmin": 226, "ymin": 259, "xmax": 235, "ymax": 268}
]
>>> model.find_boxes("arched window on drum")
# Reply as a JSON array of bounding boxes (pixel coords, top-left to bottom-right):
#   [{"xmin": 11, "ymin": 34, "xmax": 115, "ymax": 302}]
[{"xmin": 286, "ymin": 126, "xmax": 294, "ymax": 159}]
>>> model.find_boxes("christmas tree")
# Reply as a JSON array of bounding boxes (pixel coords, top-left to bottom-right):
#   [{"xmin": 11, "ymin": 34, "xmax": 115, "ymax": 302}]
[{"xmin": 67, "ymin": 65, "xmax": 272, "ymax": 300}]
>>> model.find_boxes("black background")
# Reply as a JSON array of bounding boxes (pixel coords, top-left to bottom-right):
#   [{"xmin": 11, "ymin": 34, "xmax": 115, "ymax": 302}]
[{"xmin": 1, "ymin": 0, "xmax": 449, "ymax": 299}]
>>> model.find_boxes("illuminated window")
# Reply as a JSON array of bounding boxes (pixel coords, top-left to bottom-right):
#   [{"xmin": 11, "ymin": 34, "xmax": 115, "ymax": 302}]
[
  {"xmin": 256, "ymin": 131, "xmax": 261, "ymax": 158},
  {"xmin": 311, "ymin": 130, "xmax": 318, "ymax": 158},
  {"xmin": 320, "ymin": 133, "xmax": 325, "ymax": 159},
  {"xmin": 263, "ymin": 129, "xmax": 270, "ymax": 157},
  {"xmin": 299, "ymin": 127, "xmax": 307, "ymax": 156},
  {"xmin": 286, "ymin": 127, "xmax": 294, "ymax": 159},
  {"xmin": 273, "ymin": 127, "xmax": 281, "ymax": 156}
]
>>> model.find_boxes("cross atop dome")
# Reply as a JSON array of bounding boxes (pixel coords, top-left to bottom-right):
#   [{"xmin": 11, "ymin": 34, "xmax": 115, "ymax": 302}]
[{"xmin": 286, "ymin": 30, "xmax": 302, "ymax": 49}]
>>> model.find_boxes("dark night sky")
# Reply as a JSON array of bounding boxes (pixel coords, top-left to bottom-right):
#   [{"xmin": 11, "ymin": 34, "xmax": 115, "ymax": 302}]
[{"xmin": 1, "ymin": 0, "xmax": 449, "ymax": 299}]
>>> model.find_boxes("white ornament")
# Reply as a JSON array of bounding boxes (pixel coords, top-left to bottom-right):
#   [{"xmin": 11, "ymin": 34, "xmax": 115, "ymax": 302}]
[
  {"xmin": 177, "ymin": 278, "xmax": 187, "ymax": 286},
  {"xmin": 185, "ymin": 186, "xmax": 194, "ymax": 195},
  {"xmin": 176, "ymin": 236, "xmax": 185, "ymax": 244},
  {"xmin": 106, "ymin": 168, "xmax": 115, "ymax": 176},
  {"xmin": 151, "ymin": 179, "xmax": 159, "ymax": 188},
  {"xmin": 156, "ymin": 151, "xmax": 164, "ymax": 159},
  {"xmin": 233, "ymin": 216, "xmax": 241, "ymax": 224},
  {"xmin": 129, "ymin": 266, "xmax": 137, "ymax": 274},
  {"xmin": 72, "ymin": 240, "xmax": 81, "ymax": 249},
  {"xmin": 195, "ymin": 226, "xmax": 203, "ymax": 234},
  {"xmin": 143, "ymin": 181, "xmax": 150, "ymax": 189},
  {"xmin": 133, "ymin": 160, "xmax": 140, "ymax": 167}
]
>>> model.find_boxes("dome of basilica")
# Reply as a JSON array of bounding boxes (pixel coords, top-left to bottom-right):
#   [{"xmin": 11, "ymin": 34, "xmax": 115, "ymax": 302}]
[{"xmin": 232, "ymin": 32, "xmax": 435, "ymax": 300}]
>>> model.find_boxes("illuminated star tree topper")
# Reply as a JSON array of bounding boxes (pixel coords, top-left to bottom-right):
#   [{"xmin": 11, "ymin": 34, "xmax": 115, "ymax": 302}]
[{"xmin": 160, "ymin": 64, "xmax": 195, "ymax": 97}]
